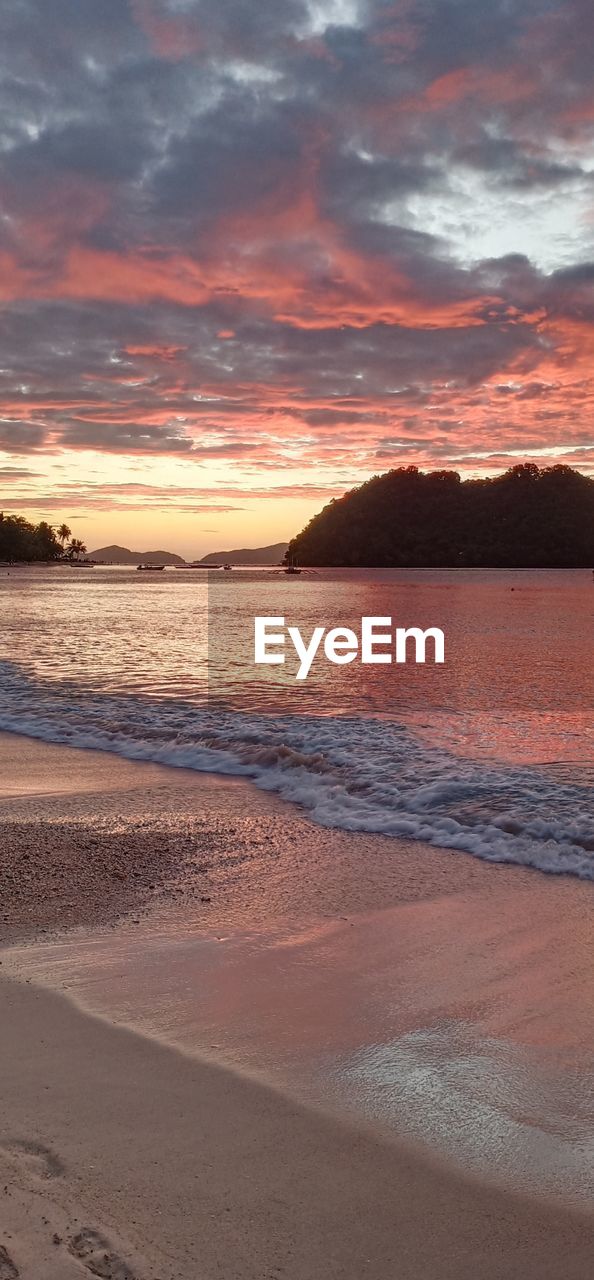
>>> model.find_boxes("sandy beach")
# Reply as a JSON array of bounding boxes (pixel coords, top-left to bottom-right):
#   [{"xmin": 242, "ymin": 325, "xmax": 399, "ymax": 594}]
[{"xmin": 2, "ymin": 732, "xmax": 594, "ymax": 1279}]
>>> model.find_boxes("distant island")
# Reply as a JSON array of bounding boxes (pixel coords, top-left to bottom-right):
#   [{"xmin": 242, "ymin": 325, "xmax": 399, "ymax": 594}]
[
  {"xmin": 89, "ymin": 544, "xmax": 186, "ymax": 566},
  {"xmin": 198, "ymin": 542, "xmax": 288, "ymax": 565},
  {"xmin": 91, "ymin": 542, "xmax": 289, "ymax": 566},
  {"xmin": 286, "ymin": 464, "xmax": 594, "ymax": 567}
]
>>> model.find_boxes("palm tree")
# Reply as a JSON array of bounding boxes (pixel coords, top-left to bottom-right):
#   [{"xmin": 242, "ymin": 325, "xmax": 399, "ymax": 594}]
[
  {"xmin": 67, "ymin": 537, "xmax": 87, "ymax": 561},
  {"xmin": 56, "ymin": 523, "xmax": 72, "ymax": 550}
]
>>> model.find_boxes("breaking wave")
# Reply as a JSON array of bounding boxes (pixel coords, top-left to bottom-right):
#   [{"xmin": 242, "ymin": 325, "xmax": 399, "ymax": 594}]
[{"xmin": 0, "ymin": 661, "xmax": 592, "ymax": 880}]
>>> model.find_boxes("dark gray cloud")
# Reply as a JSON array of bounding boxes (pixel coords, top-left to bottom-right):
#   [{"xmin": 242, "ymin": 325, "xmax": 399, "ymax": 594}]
[
  {"xmin": 0, "ymin": 422, "xmax": 48, "ymax": 453},
  {"xmin": 149, "ymin": 98, "xmax": 307, "ymax": 227},
  {"xmin": 454, "ymin": 135, "xmax": 589, "ymax": 190},
  {"xmin": 57, "ymin": 421, "xmax": 196, "ymax": 453}
]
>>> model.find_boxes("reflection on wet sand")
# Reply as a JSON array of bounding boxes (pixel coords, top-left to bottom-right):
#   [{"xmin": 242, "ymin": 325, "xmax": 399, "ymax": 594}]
[{"xmin": 5, "ymin": 870, "xmax": 594, "ymax": 1206}]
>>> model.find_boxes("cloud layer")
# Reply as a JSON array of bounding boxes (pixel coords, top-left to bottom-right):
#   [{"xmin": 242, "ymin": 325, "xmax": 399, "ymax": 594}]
[{"xmin": 1, "ymin": 0, "xmax": 594, "ymax": 526}]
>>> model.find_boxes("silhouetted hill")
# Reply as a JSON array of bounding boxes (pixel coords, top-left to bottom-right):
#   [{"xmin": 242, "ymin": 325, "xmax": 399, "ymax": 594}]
[
  {"xmin": 199, "ymin": 542, "xmax": 288, "ymax": 565},
  {"xmin": 90, "ymin": 544, "xmax": 186, "ymax": 565},
  {"xmin": 286, "ymin": 465, "xmax": 594, "ymax": 567}
]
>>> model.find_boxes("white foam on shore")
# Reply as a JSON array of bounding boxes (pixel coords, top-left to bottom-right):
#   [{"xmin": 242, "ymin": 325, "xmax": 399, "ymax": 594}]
[{"xmin": 0, "ymin": 662, "xmax": 592, "ymax": 879}]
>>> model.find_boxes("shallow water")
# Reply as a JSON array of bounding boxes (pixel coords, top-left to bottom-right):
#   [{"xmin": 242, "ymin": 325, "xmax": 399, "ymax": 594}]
[{"xmin": 0, "ymin": 565, "xmax": 592, "ymax": 877}]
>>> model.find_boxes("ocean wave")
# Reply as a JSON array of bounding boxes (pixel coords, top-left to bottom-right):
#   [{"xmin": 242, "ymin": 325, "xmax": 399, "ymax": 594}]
[{"xmin": 0, "ymin": 662, "xmax": 592, "ymax": 880}]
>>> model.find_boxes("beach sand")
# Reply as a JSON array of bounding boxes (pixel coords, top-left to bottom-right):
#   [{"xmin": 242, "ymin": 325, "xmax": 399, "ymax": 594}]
[{"xmin": 2, "ymin": 732, "xmax": 594, "ymax": 1279}]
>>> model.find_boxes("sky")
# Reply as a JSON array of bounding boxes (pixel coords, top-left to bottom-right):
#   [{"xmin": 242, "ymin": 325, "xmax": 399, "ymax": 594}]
[{"xmin": 1, "ymin": 0, "xmax": 594, "ymax": 556}]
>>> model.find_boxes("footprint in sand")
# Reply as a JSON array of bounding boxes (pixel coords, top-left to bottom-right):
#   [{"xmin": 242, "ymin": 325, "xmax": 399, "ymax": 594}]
[
  {"xmin": 0, "ymin": 1245, "xmax": 19, "ymax": 1280},
  {"xmin": 69, "ymin": 1229, "xmax": 138, "ymax": 1280},
  {"xmin": 1, "ymin": 1138, "xmax": 64, "ymax": 1180}
]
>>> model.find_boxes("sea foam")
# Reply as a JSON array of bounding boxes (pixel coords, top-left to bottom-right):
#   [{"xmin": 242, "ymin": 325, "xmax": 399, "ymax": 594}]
[{"xmin": 0, "ymin": 661, "xmax": 592, "ymax": 880}]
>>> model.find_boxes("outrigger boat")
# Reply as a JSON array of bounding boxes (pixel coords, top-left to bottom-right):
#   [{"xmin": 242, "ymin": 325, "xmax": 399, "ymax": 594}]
[
  {"xmin": 284, "ymin": 556, "xmax": 302, "ymax": 575},
  {"xmin": 136, "ymin": 563, "xmax": 165, "ymax": 571}
]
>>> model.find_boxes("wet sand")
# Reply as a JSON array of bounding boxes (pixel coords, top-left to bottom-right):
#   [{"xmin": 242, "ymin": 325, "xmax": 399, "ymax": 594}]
[
  {"xmin": 2, "ymin": 731, "xmax": 594, "ymax": 1278},
  {"xmin": 0, "ymin": 731, "xmax": 541, "ymax": 944}
]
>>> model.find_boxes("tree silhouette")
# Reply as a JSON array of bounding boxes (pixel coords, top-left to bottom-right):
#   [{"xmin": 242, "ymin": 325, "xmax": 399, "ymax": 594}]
[
  {"xmin": 67, "ymin": 538, "xmax": 87, "ymax": 561},
  {"xmin": 286, "ymin": 465, "xmax": 594, "ymax": 568},
  {"xmin": 56, "ymin": 523, "xmax": 72, "ymax": 548},
  {"xmin": 0, "ymin": 513, "xmax": 62, "ymax": 562}
]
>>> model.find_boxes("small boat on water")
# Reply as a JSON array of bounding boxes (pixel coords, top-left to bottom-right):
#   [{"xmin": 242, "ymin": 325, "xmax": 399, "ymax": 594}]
[
  {"xmin": 136, "ymin": 563, "xmax": 165, "ymax": 571},
  {"xmin": 223, "ymin": 563, "xmax": 232, "ymax": 571},
  {"xmin": 284, "ymin": 557, "xmax": 302, "ymax": 575}
]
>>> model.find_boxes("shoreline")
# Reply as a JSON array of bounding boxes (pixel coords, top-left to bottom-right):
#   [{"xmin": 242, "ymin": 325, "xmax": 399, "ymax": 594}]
[
  {"xmin": 0, "ymin": 728, "xmax": 543, "ymax": 947},
  {"xmin": 2, "ymin": 730, "xmax": 594, "ymax": 1277}
]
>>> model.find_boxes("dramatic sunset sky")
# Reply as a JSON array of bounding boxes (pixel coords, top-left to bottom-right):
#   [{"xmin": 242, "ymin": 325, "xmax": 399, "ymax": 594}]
[{"xmin": 1, "ymin": 0, "xmax": 593, "ymax": 555}]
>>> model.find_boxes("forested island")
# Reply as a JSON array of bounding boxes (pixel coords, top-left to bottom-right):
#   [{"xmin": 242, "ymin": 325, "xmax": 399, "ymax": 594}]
[
  {"xmin": 0, "ymin": 514, "xmax": 86, "ymax": 562},
  {"xmin": 286, "ymin": 464, "xmax": 594, "ymax": 568}
]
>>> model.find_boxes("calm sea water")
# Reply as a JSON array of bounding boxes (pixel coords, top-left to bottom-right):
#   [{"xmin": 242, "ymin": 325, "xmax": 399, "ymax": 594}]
[{"xmin": 0, "ymin": 565, "xmax": 592, "ymax": 878}]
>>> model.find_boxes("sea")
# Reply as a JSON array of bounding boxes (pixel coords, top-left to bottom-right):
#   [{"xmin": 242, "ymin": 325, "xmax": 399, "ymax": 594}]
[{"xmin": 0, "ymin": 563, "xmax": 592, "ymax": 880}]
